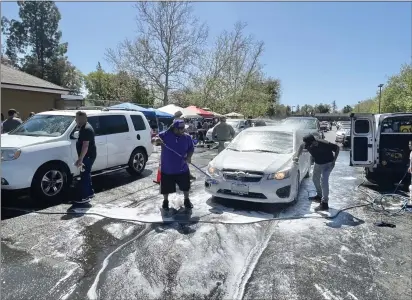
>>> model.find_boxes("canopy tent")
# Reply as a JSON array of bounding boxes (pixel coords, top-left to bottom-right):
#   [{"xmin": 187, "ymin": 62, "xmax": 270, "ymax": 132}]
[
  {"xmin": 185, "ymin": 106, "xmax": 214, "ymax": 118},
  {"xmin": 202, "ymin": 107, "xmax": 222, "ymax": 117},
  {"xmin": 181, "ymin": 108, "xmax": 201, "ymax": 119},
  {"xmin": 148, "ymin": 108, "xmax": 174, "ymax": 119},
  {"xmin": 157, "ymin": 104, "xmax": 184, "ymax": 116},
  {"xmin": 224, "ymin": 112, "xmax": 244, "ymax": 118},
  {"xmin": 110, "ymin": 102, "xmax": 156, "ymax": 118}
]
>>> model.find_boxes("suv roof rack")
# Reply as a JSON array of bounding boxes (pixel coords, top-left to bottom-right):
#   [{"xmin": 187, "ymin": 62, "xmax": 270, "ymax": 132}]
[{"xmin": 101, "ymin": 107, "xmax": 141, "ymax": 112}]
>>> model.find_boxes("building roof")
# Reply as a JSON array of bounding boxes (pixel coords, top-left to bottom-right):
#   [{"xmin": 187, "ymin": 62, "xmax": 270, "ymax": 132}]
[{"xmin": 1, "ymin": 64, "xmax": 69, "ymax": 94}]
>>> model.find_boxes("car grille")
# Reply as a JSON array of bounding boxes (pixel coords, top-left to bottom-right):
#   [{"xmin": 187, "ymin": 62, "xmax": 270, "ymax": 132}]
[
  {"xmin": 222, "ymin": 169, "xmax": 264, "ymax": 183},
  {"xmin": 217, "ymin": 189, "xmax": 267, "ymax": 199}
]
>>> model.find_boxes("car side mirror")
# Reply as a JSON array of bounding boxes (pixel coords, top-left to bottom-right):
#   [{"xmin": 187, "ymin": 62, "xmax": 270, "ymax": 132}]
[
  {"xmin": 224, "ymin": 141, "xmax": 230, "ymax": 148},
  {"xmin": 71, "ymin": 131, "xmax": 79, "ymax": 139}
]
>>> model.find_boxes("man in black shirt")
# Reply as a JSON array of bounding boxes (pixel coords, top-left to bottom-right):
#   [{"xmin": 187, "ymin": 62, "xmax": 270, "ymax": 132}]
[
  {"xmin": 297, "ymin": 134, "xmax": 340, "ymax": 211},
  {"xmin": 75, "ymin": 111, "xmax": 97, "ymax": 204}
]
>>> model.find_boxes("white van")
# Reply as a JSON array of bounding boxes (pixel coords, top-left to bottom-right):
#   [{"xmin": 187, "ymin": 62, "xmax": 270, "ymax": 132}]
[
  {"xmin": 1, "ymin": 109, "xmax": 153, "ymax": 201},
  {"xmin": 349, "ymin": 112, "xmax": 412, "ymax": 187}
]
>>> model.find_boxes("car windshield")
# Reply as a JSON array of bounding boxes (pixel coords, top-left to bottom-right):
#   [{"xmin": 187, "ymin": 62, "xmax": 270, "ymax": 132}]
[
  {"xmin": 9, "ymin": 115, "xmax": 75, "ymax": 137},
  {"xmin": 227, "ymin": 130, "xmax": 294, "ymax": 153},
  {"xmin": 283, "ymin": 118, "xmax": 317, "ymax": 130}
]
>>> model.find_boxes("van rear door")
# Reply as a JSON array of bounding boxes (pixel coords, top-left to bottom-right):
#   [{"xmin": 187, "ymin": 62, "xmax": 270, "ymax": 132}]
[{"xmin": 350, "ymin": 113, "xmax": 376, "ymax": 167}]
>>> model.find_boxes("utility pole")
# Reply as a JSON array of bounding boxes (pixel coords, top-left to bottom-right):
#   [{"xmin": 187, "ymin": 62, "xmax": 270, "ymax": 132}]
[{"xmin": 378, "ymin": 84, "xmax": 384, "ymax": 113}]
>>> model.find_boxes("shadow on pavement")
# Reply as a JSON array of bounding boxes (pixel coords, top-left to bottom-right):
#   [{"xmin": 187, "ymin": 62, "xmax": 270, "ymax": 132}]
[{"xmin": 1, "ymin": 169, "xmax": 153, "ymax": 220}]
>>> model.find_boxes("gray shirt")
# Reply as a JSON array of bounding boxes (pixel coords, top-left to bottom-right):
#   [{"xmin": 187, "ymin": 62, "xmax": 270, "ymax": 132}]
[{"xmin": 2, "ymin": 118, "xmax": 22, "ymax": 133}]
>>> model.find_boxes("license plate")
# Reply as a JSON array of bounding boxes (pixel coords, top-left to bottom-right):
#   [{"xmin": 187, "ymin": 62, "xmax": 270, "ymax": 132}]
[{"xmin": 231, "ymin": 183, "xmax": 249, "ymax": 195}]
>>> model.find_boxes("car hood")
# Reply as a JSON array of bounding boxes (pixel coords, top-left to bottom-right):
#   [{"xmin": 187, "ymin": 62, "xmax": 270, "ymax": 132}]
[
  {"xmin": 1, "ymin": 134, "xmax": 59, "ymax": 148},
  {"xmin": 211, "ymin": 150, "xmax": 292, "ymax": 173}
]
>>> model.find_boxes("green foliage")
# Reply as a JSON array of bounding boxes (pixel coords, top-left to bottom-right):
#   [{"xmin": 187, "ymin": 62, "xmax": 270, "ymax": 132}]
[
  {"xmin": 84, "ymin": 62, "xmax": 154, "ymax": 106},
  {"xmin": 355, "ymin": 64, "xmax": 412, "ymax": 113},
  {"xmin": 342, "ymin": 105, "xmax": 353, "ymax": 113},
  {"xmin": 2, "ymin": 1, "xmax": 83, "ymax": 93},
  {"xmin": 314, "ymin": 103, "xmax": 331, "ymax": 113}
]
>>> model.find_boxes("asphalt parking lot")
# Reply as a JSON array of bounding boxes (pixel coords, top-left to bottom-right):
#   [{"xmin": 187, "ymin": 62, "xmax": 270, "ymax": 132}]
[{"xmin": 2, "ymin": 129, "xmax": 411, "ymax": 300}]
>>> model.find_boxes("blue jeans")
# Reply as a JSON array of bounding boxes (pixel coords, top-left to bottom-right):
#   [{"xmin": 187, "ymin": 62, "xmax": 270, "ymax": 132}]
[
  {"xmin": 80, "ymin": 157, "xmax": 95, "ymax": 200},
  {"xmin": 312, "ymin": 162, "xmax": 334, "ymax": 203}
]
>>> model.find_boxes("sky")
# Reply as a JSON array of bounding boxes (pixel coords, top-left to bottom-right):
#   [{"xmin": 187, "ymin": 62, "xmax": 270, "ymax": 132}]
[{"xmin": 1, "ymin": 1, "xmax": 411, "ymax": 110}]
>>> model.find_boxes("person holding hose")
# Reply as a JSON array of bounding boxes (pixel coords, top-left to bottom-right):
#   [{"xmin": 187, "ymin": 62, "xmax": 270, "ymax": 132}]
[
  {"xmin": 212, "ymin": 116, "xmax": 236, "ymax": 153},
  {"xmin": 296, "ymin": 134, "xmax": 339, "ymax": 211},
  {"xmin": 152, "ymin": 119, "xmax": 195, "ymax": 211}
]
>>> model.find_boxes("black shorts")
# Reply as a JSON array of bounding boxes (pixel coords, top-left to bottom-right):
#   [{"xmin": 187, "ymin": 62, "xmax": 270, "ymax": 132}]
[{"xmin": 160, "ymin": 172, "xmax": 191, "ymax": 194}]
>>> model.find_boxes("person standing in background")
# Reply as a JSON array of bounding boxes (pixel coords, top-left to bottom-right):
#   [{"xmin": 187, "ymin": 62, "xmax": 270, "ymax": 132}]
[
  {"xmin": 212, "ymin": 116, "xmax": 236, "ymax": 153},
  {"xmin": 2, "ymin": 109, "xmax": 22, "ymax": 133}
]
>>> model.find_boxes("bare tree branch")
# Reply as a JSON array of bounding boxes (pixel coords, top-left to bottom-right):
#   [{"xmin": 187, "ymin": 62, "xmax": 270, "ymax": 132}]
[{"xmin": 105, "ymin": 1, "xmax": 208, "ymax": 106}]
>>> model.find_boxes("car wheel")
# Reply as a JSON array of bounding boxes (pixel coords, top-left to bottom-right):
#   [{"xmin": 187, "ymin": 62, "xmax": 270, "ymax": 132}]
[
  {"xmin": 31, "ymin": 163, "xmax": 69, "ymax": 202},
  {"xmin": 290, "ymin": 172, "xmax": 300, "ymax": 205},
  {"xmin": 127, "ymin": 148, "xmax": 147, "ymax": 176}
]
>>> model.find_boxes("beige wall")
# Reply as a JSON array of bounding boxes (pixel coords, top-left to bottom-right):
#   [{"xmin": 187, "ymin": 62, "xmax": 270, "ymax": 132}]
[{"xmin": 1, "ymin": 88, "xmax": 61, "ymax": 120}]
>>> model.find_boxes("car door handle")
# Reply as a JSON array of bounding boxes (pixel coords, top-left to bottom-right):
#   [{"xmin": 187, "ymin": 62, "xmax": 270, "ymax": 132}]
[{"xmin": 368, "ymin": 144, "xmax": 372, "ymax": 148}]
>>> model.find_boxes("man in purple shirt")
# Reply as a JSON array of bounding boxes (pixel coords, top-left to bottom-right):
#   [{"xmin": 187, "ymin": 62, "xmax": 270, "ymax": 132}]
[{"xmin": 152, "ymin": 119, "xmax": 195, "ymax": 211}]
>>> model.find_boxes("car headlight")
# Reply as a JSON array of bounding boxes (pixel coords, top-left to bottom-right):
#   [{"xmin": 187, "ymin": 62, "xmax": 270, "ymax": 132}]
[
  {"xmin": 1, "ymin": 149, "xmax": 21, "ymax": 161},
  {"xmin": 268, "ymin": 169, "xmax": 291, "ymax": 180},
  {"xmin": 207, "ymin": 164, "xmax": 222, "ymax": 177}
]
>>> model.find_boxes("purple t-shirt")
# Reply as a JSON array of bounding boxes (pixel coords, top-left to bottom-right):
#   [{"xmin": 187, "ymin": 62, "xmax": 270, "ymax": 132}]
[{"xmin": 159, "ymin": 130, "xmax": 194, "ymax": 175}]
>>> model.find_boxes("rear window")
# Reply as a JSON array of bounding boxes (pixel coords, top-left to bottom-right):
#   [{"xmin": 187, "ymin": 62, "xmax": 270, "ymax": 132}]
[
  {"xmin": 130, "ymin": 115, "xmax": 147, "ymax": 131},
  {"xmin": 100, "ymin": 115, "xmax": 129, "ymax": 135},
  {"xmin": 381, "ymin": 116, "xmax": 412, "ymax": 133}
]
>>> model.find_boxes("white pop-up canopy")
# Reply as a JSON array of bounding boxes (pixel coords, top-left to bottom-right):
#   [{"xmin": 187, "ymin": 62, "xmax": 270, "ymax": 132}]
[
  {"xmin": 157, "ymin": 104, "xmax": 184, "ymax": 116},
  {"xmin": 224, "ymin": 112, "xmax": 244, "ymax": 118}
]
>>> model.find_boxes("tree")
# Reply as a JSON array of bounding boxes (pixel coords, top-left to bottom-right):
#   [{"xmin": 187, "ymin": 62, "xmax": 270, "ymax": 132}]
[
  {"xmin": 331, "ymin": 100, "xmax": 337, "ymax": 113},
  {"xmin": 342, "ymin": 105, "xmax": 353, "ymax": 113},
  {"xmin": 106, "ymin": 1, "xmax": 208, "ymax": 106},
  {"xmin": 300, "ymin": 104, "xmax": 314, "ymax": 116},
  {"xmin": 2, "ymin": 1, "xmax": 83, "ymax": 93},
  {"xmin": 295, "ymin": 104, "xmax": 300, "ymax": 114},
  {"xmin": 84, "ymin": 62, "xmax": 154, "ymax": 106},
  {"xmin": 187, "ymin": 21, "xmax": 270, "ymax": 117},
  {"xmin": 314, "ymin": 103, "xmax": 331, "ymax": 113}
]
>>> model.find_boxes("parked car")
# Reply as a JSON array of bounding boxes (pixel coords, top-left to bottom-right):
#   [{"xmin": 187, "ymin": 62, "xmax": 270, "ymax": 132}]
[
  {"xmin": 1, "ymin": 109, "xmax": 153, "ymax": 201},
  {"xmin": 205, "ymin": 119, "xmax": 246, "ymax": 143},
  {"xmin": 335, "ymin": 125, "xmax": 351, "ymax": 146},
  {"xmin": 205, "ymin": 127, "xmax": 311, "ymax": 204},
  {"xmin": 349, "ymin": 112, "xmax": 412, "ymax": 187},
  {"xmin": 320, "ymin": 121, "xmax": 330, "ymax": 132}
]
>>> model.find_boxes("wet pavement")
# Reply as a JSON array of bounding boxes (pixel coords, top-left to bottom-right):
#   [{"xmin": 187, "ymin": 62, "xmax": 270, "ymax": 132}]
[{"xmin": 2, "ymin": 130, "xmax": 411, "ymax": 300}]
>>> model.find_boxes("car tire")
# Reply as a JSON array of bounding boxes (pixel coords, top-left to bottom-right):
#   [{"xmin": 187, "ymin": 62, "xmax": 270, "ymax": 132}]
[
  {"xmin": 290, "ymin": 172, "xmax": 300, "ymax": 205},
  {"xmin": 126, "ymin": 148, "xmax": 147, "ymax": 176},
  {"xmin": 31, "ymin": 162, "xmax": 69, "ymax": 203}
]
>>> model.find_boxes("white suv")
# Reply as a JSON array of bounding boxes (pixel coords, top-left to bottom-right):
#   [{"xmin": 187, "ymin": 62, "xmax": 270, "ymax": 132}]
[{"xmin": 1, "ymin": 109, "xmax": 153, "ymax": 201}]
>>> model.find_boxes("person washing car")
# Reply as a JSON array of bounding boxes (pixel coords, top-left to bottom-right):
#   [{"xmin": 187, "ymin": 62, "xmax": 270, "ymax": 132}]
[
  {"xmin": 74, "ymin": 111, "xmax": 97, "ymax": 205},
  {"xmin": 212, "ymin": 116, "xmax": 236, "ymax": 153},
  {"xmin": 296, "ymin": 134, "xmax": 339, "ymax": 211},
  {"xmin": 152, "ymin": 119, "xmax": 195, "ymax": 211}
]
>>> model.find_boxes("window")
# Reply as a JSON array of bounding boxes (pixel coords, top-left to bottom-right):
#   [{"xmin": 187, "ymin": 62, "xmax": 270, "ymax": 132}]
[
  {"xmin": 381, "ymin": 116, "xmax": 412, "ymax": 133},
  {"xmin": 354, "ymin": 120, "xmax": 369, "ymax": 134},
  {"xmin": 9, "ymin": 115, "xmax": 74, "ymax": 137},
  {"xmin": 87, "ymin": 116, "xmax": 102, "ymax": 136},
  {"xmin": 100, "ymin": 115, "xmax": 129, "ymax": 135},
  {"xmin": 130, "ymin": 115, "xmax": 146, "ymax": 131}
]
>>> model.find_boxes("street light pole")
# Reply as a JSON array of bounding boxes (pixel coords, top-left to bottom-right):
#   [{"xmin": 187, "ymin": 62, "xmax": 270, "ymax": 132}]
[{"xmin": 378, "ymin": 84, "xmax": 384, "ymax": 113}]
